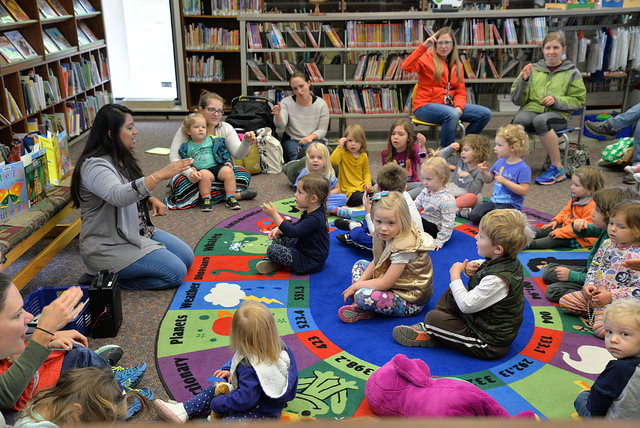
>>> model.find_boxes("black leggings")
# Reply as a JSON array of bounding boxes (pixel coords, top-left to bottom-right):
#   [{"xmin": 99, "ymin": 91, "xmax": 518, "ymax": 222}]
[
  {"xmin": 421, "ymin": 218, "xmax": 439, "ymax": 240},
  {"xmin": 347, "ymin": 191, "xmax": 365, "ymax": 207}
]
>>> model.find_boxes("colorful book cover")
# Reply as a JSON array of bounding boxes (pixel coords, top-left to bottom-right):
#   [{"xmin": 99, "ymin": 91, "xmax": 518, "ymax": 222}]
[
  {"xmin": 76, "ymin": 27, "xmax": 91, "ymax": 45},
  {"xmin": 38, "ymin": 134, "xmax": 63, "ymax": 185},
  {"xmin": 78, "ymin": 22, "xmax": 98, "ymax": 42},
  {"xmin": 45, "ymin": 28, "xmax": 71, "ymax": 49},
  {"xmin": 37, "ymin": 0, "xmax": 58, "ymax": 18},
  {"xmin": 56, "ymin": 131, "xmax": 71, "ymax": 175},
  {"xmin": 0, "ymin": 3, "xmax": 14, "ymax": 23},
  {"xmin": 0, "ymin": 35, "xmax": 23, "ymax": 63},
  {"xmin": 25, "ymin": 154, "xmax": 46, "ymax": 206},
  {"xmin": 72, "ymin": 0, "xmax": 87, "ymax": 14},
  {"xmin": 2, "ymin": 0, "xmax": 29, "ymax": 21},
  {"xmin": 46, "ymin": 0, "xmax": 67, "ymax": 15},
  {"xmin": 76, "ymin": 0, "xmax": 95, "ymax": 13},
  {"xmin": 0, "ymin": 161, "xmax": 28, "ymax": 221},
  {"xmin": 4, "ymin": 31, "xmax": 37, "ymax": 58},
  {"xmin": 42, "ymin": 32, "xmax": 59, "ymax": 54}
]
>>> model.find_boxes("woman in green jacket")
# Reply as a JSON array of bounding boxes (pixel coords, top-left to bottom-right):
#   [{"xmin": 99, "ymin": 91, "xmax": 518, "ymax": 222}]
[{"xmin": 511, "ymin": 31, "xmax": 586, "ymax": 186}]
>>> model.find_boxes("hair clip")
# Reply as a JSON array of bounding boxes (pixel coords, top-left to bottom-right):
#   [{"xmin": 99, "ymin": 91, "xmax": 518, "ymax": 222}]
[{"xmin": 370, "ymin": 191, "xmax": 389, "ymax": 201}]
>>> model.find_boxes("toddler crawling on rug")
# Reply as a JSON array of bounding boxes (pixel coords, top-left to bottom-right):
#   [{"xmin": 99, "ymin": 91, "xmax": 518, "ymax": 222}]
[{"xmin": 154, "ymin": 301, "xmax": 298, "ymax": 421}]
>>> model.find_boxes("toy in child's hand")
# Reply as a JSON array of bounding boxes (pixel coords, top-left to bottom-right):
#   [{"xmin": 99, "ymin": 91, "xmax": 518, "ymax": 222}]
[
  {"xmin": 365, "ymin": 354, "xmax": 537, "ymax": 418},
  {"xmin": 209, "ymin": 381, "xmax": 232, "ymax": 420}
]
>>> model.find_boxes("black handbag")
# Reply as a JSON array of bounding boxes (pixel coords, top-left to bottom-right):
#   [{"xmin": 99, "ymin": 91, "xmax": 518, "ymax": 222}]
[{"xmin": 88, "ymin": 270, "xmax": 122, "ymax": 338}]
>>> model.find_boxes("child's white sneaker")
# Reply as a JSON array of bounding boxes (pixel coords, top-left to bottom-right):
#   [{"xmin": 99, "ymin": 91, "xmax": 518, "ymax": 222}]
[{"xmin": 154, "ymin": 399, "xmax": 188, "ymax": 423}]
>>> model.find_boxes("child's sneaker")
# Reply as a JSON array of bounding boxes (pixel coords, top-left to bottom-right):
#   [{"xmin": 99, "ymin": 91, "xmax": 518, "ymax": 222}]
[
  {"xmin": 154, "ymin": 399, "xmax": 188, "ymax": 423},
  {"xmin": 256, "ymin": 259, "xmax": 279, "ymax": 274},
  {"xmin": 125, "ymin": 385, "xmax": 154, "ymax": 419},
  {"xmin": 393, "ymin": 322, "xmax": 440, "ymax": 348},
  {"xmin": 338, "ymin": 303, "xmax": 374, "ymax": 323},
  {"xmin": 112, "ymin": 362, "xmax": 146, "ymax": 389},
  {"xmin": 457, "ymin": 207, "xmax": 472, "ymax": 219},
  {"xmin": 624, "ymin": 163, "xmax": 640, "ymax": 175},
  {"xmin": 585, "ymin": 120, "xmax": 617, "ymax": 138},
  {"xmin": 535, "ymin": 164, "xmax": 566, "ymax": 185},
  {"xmin": 333, "ymin": 218, "xmax": 352, "ymax": 231},
  {"xmin": 201, "ymin": 197, "xmax": 213, "ymax": 212},
  {"xmin": 95, "ymin": 344, "xmax": 123, "ymax": 366},
  {"xmin": 226, "ymin": 196, "xmax": 241, "ymax": 210},
  {"xmin": 336, "ymin": 233, "xmax": 355, "ymax": 246}
]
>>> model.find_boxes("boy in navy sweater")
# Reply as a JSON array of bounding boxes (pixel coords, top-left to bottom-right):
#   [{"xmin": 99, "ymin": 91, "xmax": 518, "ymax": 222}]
[{"xmin": 574, "ymin": 299, "xmax": 640, "ymax": 419}]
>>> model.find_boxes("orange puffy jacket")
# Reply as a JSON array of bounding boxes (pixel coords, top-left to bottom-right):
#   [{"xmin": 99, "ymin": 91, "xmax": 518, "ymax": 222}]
[
  {"xmin": 551, "ymin": 197, "xmax": 597, "ymax": 248},
  {"xmin": 402, "ymin": 44, "xmax": 467, "ymax": 113}
]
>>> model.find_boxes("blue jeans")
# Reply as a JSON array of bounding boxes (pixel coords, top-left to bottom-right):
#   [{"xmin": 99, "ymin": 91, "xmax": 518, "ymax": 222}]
[
  {"xmin": 61, "ymin": 345, "xmax": 110, "ymax": 373},
  {"xmin": 574, "ymin": 390, "xmax": 591, "ymax": 417},
  {"xmin": 609, "ymin": 102, "xmax": 640, "ymax": 164},
  {"xmin": 413, "ymin": 103, "xmax": 492, "ymax": 148},
  {"xmin": 118, "ymin": 229, "xmax": 194, "ymax": 290},
  {"xmin": 282, "ymin": 139, "xmax": 326, "ymax": 163}
]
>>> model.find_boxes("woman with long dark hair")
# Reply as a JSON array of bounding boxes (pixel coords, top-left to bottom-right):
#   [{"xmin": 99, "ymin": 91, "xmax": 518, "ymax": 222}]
[
  {"xmin": 71, "ymin": 104, "xmax": 194, "ymax": 289},
  {"xmin": 402, "ymin": 27, "xmax": 491, "ymax": 148}
]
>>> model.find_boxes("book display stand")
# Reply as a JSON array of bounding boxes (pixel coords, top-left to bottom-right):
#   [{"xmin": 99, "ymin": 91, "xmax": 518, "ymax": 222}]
[{"xmin": 0, "ymin": 0, "xmax": 112, "ymax": 145}]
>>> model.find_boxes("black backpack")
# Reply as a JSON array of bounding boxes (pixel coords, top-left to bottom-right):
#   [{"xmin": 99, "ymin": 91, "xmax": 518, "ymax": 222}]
[{"xmin": 226, "ymin": 96, "xmax": 275, "ymax": 134}]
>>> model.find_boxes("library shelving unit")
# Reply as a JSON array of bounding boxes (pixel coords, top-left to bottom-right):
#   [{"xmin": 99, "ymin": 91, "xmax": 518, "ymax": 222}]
[
  {"xmin": 238, "ymin": 7, "xmax": 640, "ymax": 125},
  {"xmin": 0, "ymin": 0, "xmax": 112, "ymax": 146}
]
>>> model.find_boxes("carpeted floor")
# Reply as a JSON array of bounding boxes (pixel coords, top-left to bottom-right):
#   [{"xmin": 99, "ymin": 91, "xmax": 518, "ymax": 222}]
[{"xmin": 10, "ymin": 117, "xmax": 634, "ymax": 421}]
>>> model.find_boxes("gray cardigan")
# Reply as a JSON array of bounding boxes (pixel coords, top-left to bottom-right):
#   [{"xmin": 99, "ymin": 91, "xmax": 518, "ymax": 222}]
[{"xmin": 79, "ymin": 156, "xmax": 164, "ymax": 274}]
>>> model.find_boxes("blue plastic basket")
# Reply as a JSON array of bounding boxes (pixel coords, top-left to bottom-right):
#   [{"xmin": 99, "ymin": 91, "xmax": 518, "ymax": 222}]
[{"xmin": 24, "ymin": 286, "xmax": 91, "ymax": 336}]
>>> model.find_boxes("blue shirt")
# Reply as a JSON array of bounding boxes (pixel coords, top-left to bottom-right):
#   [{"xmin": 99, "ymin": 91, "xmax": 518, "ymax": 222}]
[
  {"xmin": 295, "ymin": 168, "xmax": 338, "ymax": 190},
  {"xmin": 490, "ymin": 158, "xmax": 531, "ymax": 210}
]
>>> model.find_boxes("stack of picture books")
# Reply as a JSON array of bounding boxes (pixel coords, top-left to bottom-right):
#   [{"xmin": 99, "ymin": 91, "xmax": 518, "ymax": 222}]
[
  {"xmin": 0, "ymin": 0, "xmax": 30, "ymax": 24},
  {"xmin": 0, "ymin": 31, "xmax": 39, "ymax": 63},
  {"xmin": 37, "ymin": 0, "xmax": 67, "ymax": 19},
  {"xmin": 43, "ymin": 28, "xmax": 72, "ymax": 54},
  {"xmin": 77, "ymin": 22, "xmax": 99, "ymax": 46}
]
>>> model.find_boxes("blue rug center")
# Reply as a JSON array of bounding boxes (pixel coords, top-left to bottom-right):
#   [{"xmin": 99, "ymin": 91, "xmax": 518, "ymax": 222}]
[{"xmin": 310, "ymin": 228, "xmax": 534, "ymax": 375}]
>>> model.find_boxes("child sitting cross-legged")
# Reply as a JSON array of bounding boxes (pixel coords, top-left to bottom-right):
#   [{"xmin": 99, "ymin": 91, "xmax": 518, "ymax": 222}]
[
  {"xmin": 393, "ymin": 209, "xmax": 534, "ymax": 359},
  {"xmin": 338, "ymin": 191, "xmax": 436, "ymax": 323},
  {"xmin": 573, "ymin": 299, "xmax": 640, "ymax": 419},
  {"xmin": 334, "ymin": 163, "xmax": 423, "ymax": 251}
]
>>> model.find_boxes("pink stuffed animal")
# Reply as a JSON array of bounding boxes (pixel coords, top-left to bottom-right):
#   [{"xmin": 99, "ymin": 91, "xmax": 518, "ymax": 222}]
[{"xmin": 365, "ymin": 354, "xmax": 537, "ymax": 418}]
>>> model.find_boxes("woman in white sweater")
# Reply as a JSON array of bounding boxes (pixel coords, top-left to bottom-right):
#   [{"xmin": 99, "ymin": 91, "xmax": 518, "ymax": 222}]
[
  {"xmin": 166, "ymin": 91, "xmax": 258, "ymax": 209},
  {"xmin": 272, "ymin": 72, "xmax": 330, "ymax": 162}
]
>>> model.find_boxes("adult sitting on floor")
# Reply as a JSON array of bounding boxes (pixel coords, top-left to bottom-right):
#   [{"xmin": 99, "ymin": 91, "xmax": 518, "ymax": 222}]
[
  {"xmin": 0, "ymin": 278, "xmax": 121, "ymax": 414},
  {"xmin": 166, "ymin": 91, "xmax": 258, "ymax": 210},
  {"xmin": 72, "ymin": 104, "xmax": 194, "ymax": 290}
]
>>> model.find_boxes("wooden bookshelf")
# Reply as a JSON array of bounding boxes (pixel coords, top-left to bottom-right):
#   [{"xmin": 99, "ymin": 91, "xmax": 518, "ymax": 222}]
[
  {"xmin": 238, "ymin": 7, "xmax": 640, "ymax": 121},
  {"xmin": 0, "ymin": 0, "xmax": 112, "ymax": 146}
]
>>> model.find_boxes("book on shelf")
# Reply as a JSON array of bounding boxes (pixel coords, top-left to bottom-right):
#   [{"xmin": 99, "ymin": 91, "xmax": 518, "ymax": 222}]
[
  {"xmin": 186, "ymin": 55, "xmax": 224, "ymax": 82},
  {"xmin": 403, "ymin": 88, "xmax": 414, "ymax": 113},
  {"xmin": 20, "ymin": 74, "xmax": 46, "ymax": 114},
  {"xmin": 247, "ymin": 59, "xmax": 267, "ymax": 81},
  {"xmin": 76, "ymin": 0, "xmax": 95, "ymax": 13},
  {"xmin": 460, "ymin": 53, "xmax": 476, "ymax": 79},
  {"xmin": 246, "ymin": 23, "xmax": 262, "ymax": 49},
  {"xmin": 303, "ymin": 62, "xmax": 323, "ymax": 82},
  {"xmin": 25, "ymin": 153, "xmax": 46, "ymax": 206},
  {"xmin": 5, "ymin": 31, "xmax": 38, "ymax": 59},
  {"xmin": 0, "ymin": 161, "xmax": 29, "ymax": 221},
  {"xmin": 72, "ymin": 0, "xmax": 87, "ymax": 14},
  {"xmin": 0, "ymin": 35, "xmax": 24, "ymax": 63},
  {"xmin": 487, "ymin": 56, "xmax": 500, "ymax": 79},
  {"xmin": 38, "ymin": 0, "xmax": 59, "ymax": 18},
  {"xmin": 285, "ymin": 26, "xmax": 305, "ymax": 48},
  {"xmin": 76, "ymin": 27, "xmax": 91, "ymax": 45},
  {"xmin": 503, "ymin": 19, "xmax": 518, "ymax": 45},
  {"xmin": 265, "ymin": 60, "xmax": 285, "ymax": 81},
  {"xmin": 45, "ymin": 28, "xmax": 72, "ymax": 50},
  {"xmin": 0, "ymin": 3, "xmax": 13, "ymax": 23},
  {"xmin": 4, "ymin": 88, "xmax": 22, "ymax": 121},
  {"xmin": 322, "ymin": 25, "xmax": 344, "ymax": 48},
  {"xmin": 46, "ymin": 0, "xmax": 67, "ymax": 15},
  {"xmin": 303, "ymin": 24, "xmax": 319, "ymax": 48},
  {"xmin": 47, "ymin": 69, "xmax": 62, "ymax": 101},
  {"xmin": 267, "ymin": 24, "xmax": 286, "ymax": 49},
  {"xmin": 2, "ymin": 0, "xmax": 29, "ymax": 21},
  {"xmin": 0, "ymin": 112, "xmax": 9, "ymax": 126},
  {"xmin": 282, "ymin": 59, "xmax": 298, "ymax": 75},
  {"xmin": 42, "ymin": 32, "xmax": 59, "ymax": 54},
  {"xmin": 78, "ymin": 22, "xmax": 98, "ymax": 43}
]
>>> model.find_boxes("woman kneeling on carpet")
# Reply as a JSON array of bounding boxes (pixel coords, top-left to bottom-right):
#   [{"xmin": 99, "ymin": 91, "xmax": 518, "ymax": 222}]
[
  {"xmin": 154, "ymin": 300, "xmax": 298, "ymax": 422},
  {"xmin": 0, "ymin": 276, "xmax": 144, "ymax": 415},
  {"xmin": 166, "ymin": 91, "xmax": 258, "ymax": 210},
  {"xmin": 71, "ymin": 104, "xmax": 195, "ymax": 290},
  {"xmin": 339, "ymin": 191, "xmax": 436, "ymax": 323}
]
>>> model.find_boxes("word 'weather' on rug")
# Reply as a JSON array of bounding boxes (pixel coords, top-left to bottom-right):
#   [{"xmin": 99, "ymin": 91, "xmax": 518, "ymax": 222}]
[{"xmin": 156, "ymin": 199, "xmax": 610, "ymax": 420}]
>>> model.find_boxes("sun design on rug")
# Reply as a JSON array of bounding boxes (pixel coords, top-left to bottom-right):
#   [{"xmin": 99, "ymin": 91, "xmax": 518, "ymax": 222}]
[{"xmin": 156, "ymin": 199, "xmax": 607, "ymax": 420}]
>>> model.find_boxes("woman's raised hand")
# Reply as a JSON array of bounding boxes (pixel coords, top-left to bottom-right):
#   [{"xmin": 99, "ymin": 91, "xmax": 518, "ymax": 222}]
[
  {"xmin": 157, "ymin": 158, "xmax": 193, "ymax": 180},
  {"xmin": 422, "ymin": 30, "xmax": 439, "ymax": 49},
  {"xmin": 37, "ymin": 286, "xmax": 85, "ymax": 334},
  {"xmin": 271, "ymin": 103, "xmax": 281, "ymax": 116},
  {"xmin": 521, "ymin": 63, "xmax": 533, "ymax": 81}
]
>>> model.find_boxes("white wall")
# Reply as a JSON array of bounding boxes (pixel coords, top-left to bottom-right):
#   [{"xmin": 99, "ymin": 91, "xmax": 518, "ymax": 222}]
[{"xmin": 103, "ymin": 0, "xmax": 177, "ymax": 100}]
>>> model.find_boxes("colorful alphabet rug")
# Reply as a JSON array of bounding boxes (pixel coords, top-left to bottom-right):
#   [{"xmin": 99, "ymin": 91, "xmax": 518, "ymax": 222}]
[{"xmin": 156, "ymin": 199, "xmax": 608, "ymax": 420}]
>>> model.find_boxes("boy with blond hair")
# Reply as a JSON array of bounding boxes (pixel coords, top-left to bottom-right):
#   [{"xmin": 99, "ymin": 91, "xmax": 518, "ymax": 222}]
[
  {"xmin": 394, "ymin": 209, "xmax": 534, "ymax": 359},
  {"xmin": 574, "ymin": 299, "xmax": 640, "ymax": 419}
]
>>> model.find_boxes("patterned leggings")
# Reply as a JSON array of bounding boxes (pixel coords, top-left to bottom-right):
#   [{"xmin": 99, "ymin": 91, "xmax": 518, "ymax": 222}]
[
  {"xmin": 351, "ymin": 260, "xmax": 424, "ymax": 317},
  {"xmin": 266, "ymin": 235, "xmax": 298, "ymax": 270},
  {"xmin": 182, "ymin": 383, "xmax": 274, "ymax": 420},
  {"xmin": 559, "ymin": 290, "xmax": 605, "ymax": 338}
]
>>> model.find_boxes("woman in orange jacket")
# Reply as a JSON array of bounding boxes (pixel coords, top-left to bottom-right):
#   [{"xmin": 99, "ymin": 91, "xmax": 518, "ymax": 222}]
[{"xmin": 402, "ymin": 27, "xmax": 491, "ymax": 148}]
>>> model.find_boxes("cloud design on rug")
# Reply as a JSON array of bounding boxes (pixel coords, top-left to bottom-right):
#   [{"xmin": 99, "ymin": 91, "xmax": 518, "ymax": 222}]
[{"xmin": 204, "ymin": 282, "xmax": 246, "ymax": 307}]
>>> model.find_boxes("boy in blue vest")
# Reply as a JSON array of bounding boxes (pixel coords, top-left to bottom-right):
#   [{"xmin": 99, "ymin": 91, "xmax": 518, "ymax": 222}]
[
  {"xmin": 574, "ymin": 299, "xmax": 640, "ymax": 419},
  {"xmin": 393, "ymin": 209, "xmax": 534, "ymax": 359}
]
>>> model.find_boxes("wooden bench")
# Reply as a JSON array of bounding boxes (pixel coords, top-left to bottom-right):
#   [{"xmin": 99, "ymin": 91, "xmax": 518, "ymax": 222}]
[{"xmin": 0, "ymin": 185, "xmax": 81, "ymax": 290}]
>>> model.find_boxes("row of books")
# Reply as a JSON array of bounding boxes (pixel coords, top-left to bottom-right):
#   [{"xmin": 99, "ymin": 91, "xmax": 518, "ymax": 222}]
[
  {"xmin": 184, "ymin": 24, "xmax": 239, "ymax": 50},
  {"xmin": 342, "ymin": 88, "xmax": 413, "ymax": 115},
  {"xmin": 186, "ymin": 55, "xmax": 224, "ymax": 82},
  {"xmin": 0, "ymin": 0, "xmax": 94, "ymax": 23},
  {"xmin": 0, "ymin": 130, "xmax": 72, "ymax": 221},
  {"xmin": 246, "ymin": 22, "xmax": 345, "ymax": 49},
  {"xmin": 345, "ymin": 20, "xmax": 426, "ymax": 48},
  {"xmin": 65, "ymin": 95, "xmax": 113, "ymax": 137},
  {"xmin": 183, "ymin": 0, "xmax": 261, "ymax": 16},
  {"xmin": 59, "ymin": 56, "xmax": 106, "ymax": 98},
  {"xmin": 460, "ymin": 50, "xmax": 529, "ymax": 79},
  {"xmin": 353, "ymin": 54, "xmax": 417, "ymax": 82}
]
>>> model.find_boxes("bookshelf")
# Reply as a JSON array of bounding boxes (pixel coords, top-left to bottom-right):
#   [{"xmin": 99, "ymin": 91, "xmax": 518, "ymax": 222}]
[
  {"xmin": 238, "ymin": 7, "xmax": 640, "ymax": 124},
  {"xmin": 0, "ymin": 0, "xmax": 112, "ymax": 148}
]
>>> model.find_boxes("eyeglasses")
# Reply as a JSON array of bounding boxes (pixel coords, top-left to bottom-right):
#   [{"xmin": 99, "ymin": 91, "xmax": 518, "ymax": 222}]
[
  {"xmin": 436, "ymin": 41, "xmax": 454, "ymax": 46},
  {"xmin": 204, "ymin": 107, "xmax": 224, "ymax": 115}
]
